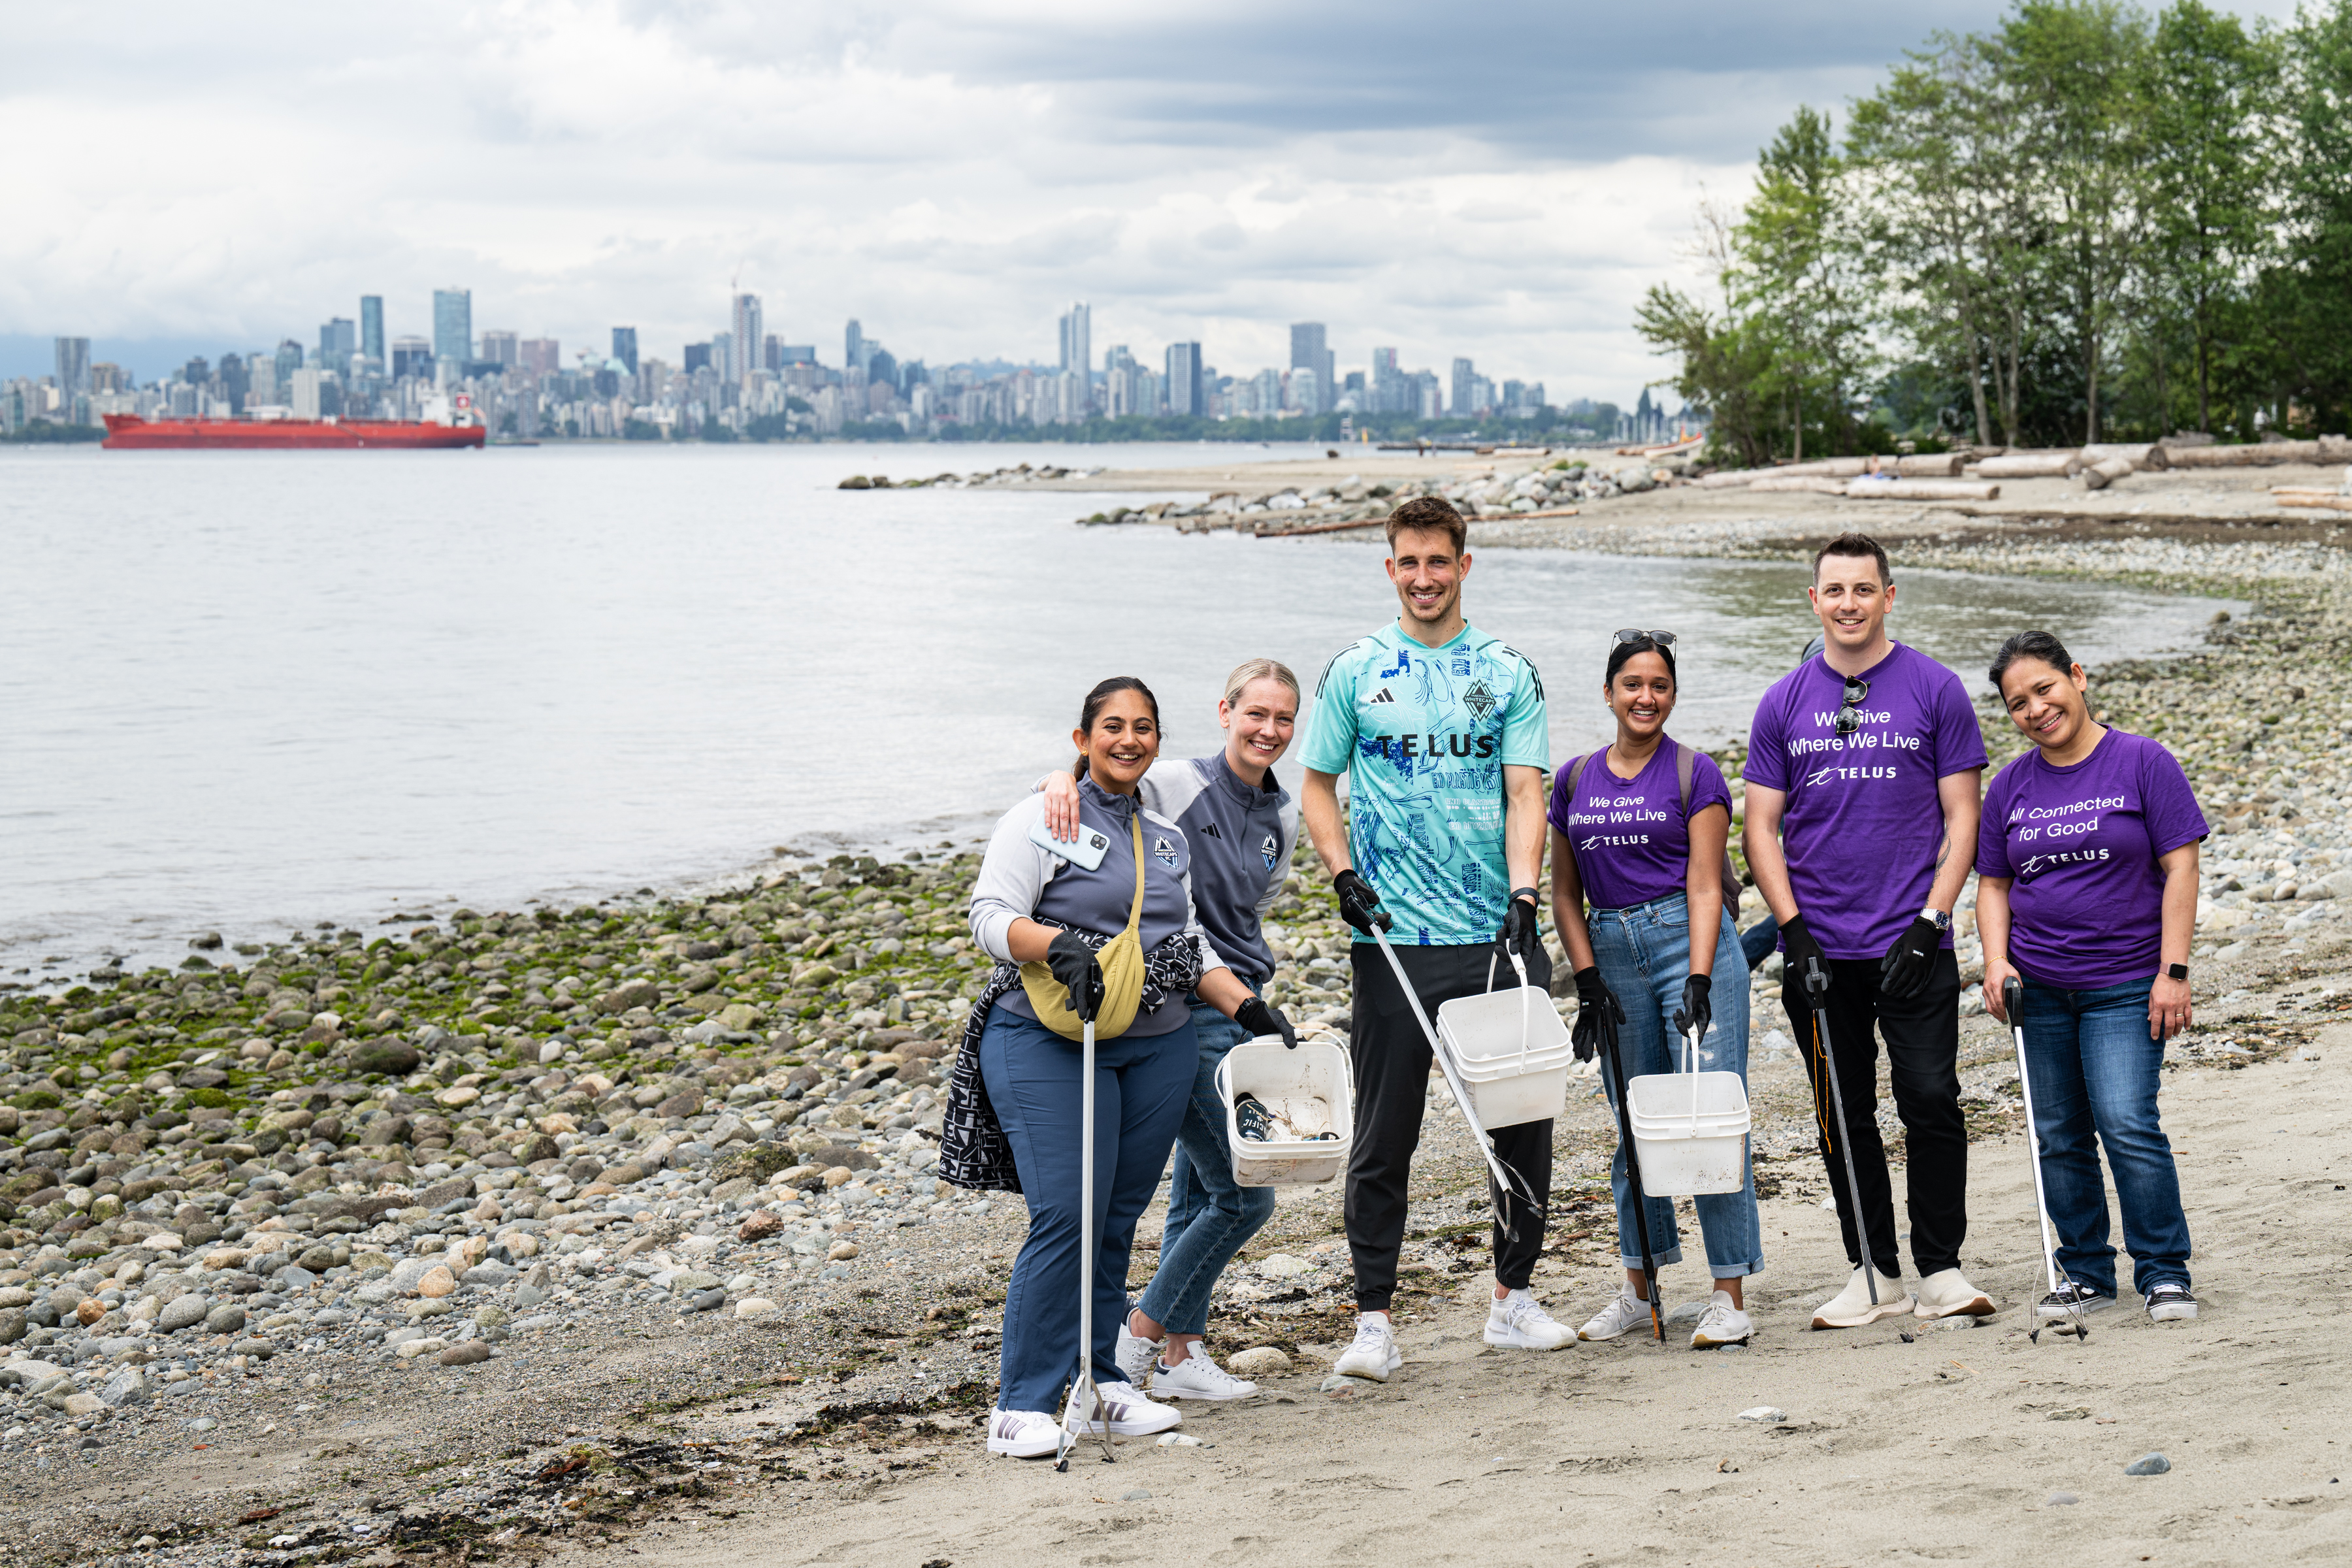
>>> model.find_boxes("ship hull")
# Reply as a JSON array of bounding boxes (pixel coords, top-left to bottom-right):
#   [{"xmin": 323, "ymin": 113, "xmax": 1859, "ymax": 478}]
[{"xmin": 101, "ymin": 415, "xmax": 485, "ymax": 450}]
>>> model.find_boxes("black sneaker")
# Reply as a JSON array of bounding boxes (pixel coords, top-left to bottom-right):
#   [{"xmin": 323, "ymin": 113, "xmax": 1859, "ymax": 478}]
[
  {"xmin": 2144, "ymin": 1282, "xmax": 2198, "ymax": 1322},
  {"xmin": 2033, "ymin": 1281, "xmax": 2116, "ymax": 1319}
]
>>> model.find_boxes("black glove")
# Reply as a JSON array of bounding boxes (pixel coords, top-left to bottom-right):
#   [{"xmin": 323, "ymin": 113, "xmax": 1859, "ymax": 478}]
[
  {"xmin": 1672, "ymin": 972, "xmax": 1712, "ymax": 1043},
  {"xmin": 1332, "ymin": 869, "xmax": 1392, "ymax": 935},
  {"xmin": 1234, "ymin": 996, "xmax": 1298, "ymax": 1049},
  {"xmin": 1045, "ymin": 928, "xmax": 1105, "ymax": 1022},
  {"xmin": 1879, "ymin": 913, "xmax": 1942, "ymax": 1000},
  {"xmin": 1569, "ymin": 966, "xmax": 1624, "ymax": 1064},
  {"xmin": 1497, "ymin": 896, "xmax": 1541, "ymax": 969},
  {"xmin": 1778, "ymin": 911, "xmax": 1830, "ymax": 1000}
]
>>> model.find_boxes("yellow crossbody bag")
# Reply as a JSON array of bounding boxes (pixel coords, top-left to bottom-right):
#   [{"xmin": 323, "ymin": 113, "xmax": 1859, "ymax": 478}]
[{"xmin": 1020, "ymin": 812, "xmax": 1149, "ymax": 1041}]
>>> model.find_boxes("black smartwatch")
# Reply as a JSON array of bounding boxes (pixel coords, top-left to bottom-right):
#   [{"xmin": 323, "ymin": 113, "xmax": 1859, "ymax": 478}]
[{"xmin": 2165, "ymin": 962, "xmax": 2189, "ymax": 981}]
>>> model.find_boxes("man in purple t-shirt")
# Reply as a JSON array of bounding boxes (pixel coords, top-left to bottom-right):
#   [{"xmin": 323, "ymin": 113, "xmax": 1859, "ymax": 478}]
[{"xmin": 1742, "ymin": 533, "xmax": 1989, "ymax": 1330}]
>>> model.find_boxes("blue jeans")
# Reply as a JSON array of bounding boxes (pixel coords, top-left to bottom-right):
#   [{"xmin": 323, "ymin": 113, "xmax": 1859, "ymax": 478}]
[
  {"xmin": 1587, "ymin": 892, "xmax": 1763, "ymax": 1278},
  {"xmin": 2018, "ymin": 977, "xmax": 2191, "ymax": 1298},
  {"xmin": 1136, "ymin": 994, "xmax": 1277, "ymax": 1337},
  {"xmin": 979, "ymin": 1001, "xmax": 1197, "ymax": 1413}
]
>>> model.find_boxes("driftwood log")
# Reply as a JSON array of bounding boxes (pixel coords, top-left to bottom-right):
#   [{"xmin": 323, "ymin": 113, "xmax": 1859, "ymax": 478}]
[
  {"xmin": 2080, "ymin": 442, "xmax": 2171, "ymax": 471},
  {"xmin": 1844, "ymin": 479, "xmax": 2002, "ymax": 502},
  {"xmin": 1976, "ymin": 453, "xmax": 2082, "ymax": 478},
  {"xmin": 2080, "ymin": 457, "xmax": 2137, "ymax": 490}
]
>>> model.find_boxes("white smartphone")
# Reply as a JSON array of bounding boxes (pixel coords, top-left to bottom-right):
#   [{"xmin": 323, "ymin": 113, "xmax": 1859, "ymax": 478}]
[{"xmin": 1029, "ymin": 817, "xmax": 1111, "ymax": 870}]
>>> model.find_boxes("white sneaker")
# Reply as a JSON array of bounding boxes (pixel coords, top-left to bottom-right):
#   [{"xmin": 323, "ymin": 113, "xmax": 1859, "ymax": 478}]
[
  {"xmin": 1115, "ymin": 1321, "xmax": 1161, "ymax": 1386},
  {"xmin": 1912, "ymin": 1267, "xmax": 1995, "ymax": 1320},
  {"xmin": 1484, "ymin": 1289, "xmax": 1575, "ymax": 1350},
  {"xmin": 1065, "ymin": 1380, "xmax": 1182, "ymax": 1437},
  {"xmin": 1578, "ymin": 1288, "xmax": 1656, "ymax": 1342},
  {"xmin": 985, "ymin": 1408, "xmax": 1062, "ymax": 1458},
  {"xmin": 1332, "ymin": 1313, "xmax": 1402, "ymax": 1381},
  {"xmin": 1808, "ymin": 1266, "xmax": 1914, "ymax": 1329},
  {"xmin": 1151, "ymin": 1350, "xmax": 1258, "ymax": 1401},
  {"xmin": 1690, "ymin": 1290, "xmax": 1753, "ymax": 1348},
  {"xmin": 2144, "ymin": 1283, "xmax": 2198, "ymax": 1322}
]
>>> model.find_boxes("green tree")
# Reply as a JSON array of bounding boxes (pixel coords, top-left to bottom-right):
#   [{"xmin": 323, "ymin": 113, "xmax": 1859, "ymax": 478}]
[
  {"xmin": 2256, "ymin": 0, "xmax": 2352, "ymax": 432},
  {"xmin": 2142, "ymin": 0, "xmax": 2281, "ymax": 433}
]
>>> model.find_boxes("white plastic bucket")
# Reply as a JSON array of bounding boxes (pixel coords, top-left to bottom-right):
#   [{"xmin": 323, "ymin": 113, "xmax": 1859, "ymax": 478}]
[
  {"xmin": 1436, "ymin": 984, "xmax": 1572, "ymax": 1130},
  {"xmin": 1217, "ymin": 1037, "xmax": 1354, "ymax": 1187},
  {"xmin": 1625, "ymin": 1035, "xmax": 1752, "ymax": 1196}
]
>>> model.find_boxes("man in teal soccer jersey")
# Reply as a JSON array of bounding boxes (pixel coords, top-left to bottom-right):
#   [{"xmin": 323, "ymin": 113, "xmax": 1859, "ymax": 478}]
[{"xmin": 1298, "ymin": 495, "xmax": 1575, "ymax": 1381}]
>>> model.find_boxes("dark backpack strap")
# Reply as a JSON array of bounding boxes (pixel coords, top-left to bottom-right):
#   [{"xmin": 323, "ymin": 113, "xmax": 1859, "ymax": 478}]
[{"xmin": 1673, "ymin": 738, "xmax": 1743, "ymax": 905}]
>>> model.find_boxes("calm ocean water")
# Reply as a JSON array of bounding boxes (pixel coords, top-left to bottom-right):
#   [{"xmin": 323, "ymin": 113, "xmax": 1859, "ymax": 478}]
[{"xmin": 1, "ymin": 441, "xmax": 2237, "ymax": 974}]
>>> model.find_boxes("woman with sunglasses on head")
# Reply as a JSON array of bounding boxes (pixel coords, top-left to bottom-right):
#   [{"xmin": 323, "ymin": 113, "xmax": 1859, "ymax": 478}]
[
  {"xmin": 1976, "ymin": 630, "xmax": 2207, "ymax": 1324},
  {"xmin": 946, "ymin": 676, "xmax": 1296, "ymax": 1460},
  {"xmin": 1549, "ymin": 629, "xmax": 1761, "ymax": 1350}
]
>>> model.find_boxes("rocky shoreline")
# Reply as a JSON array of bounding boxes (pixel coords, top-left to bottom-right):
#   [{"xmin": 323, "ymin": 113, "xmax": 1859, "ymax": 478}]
[{"xmin": 3, "ymin": 497, "xmax": 2349, "ymax": 1567}]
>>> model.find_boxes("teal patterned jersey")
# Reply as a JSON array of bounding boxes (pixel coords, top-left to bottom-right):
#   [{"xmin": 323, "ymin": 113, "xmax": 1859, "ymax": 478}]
[{"xmin": 1298, "ymin": 621, "xmax": 1549, "ymax": 945}]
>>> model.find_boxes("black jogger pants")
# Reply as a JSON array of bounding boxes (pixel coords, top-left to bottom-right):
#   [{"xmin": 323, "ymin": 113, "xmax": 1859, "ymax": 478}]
[
  {"xmin": 1781, "ymin": 950, "xmax": 1967, "ymax": 1279},
  {"xmin": 1347, "ymin": 939, "xmax": 1552, "ymax": 1313}
]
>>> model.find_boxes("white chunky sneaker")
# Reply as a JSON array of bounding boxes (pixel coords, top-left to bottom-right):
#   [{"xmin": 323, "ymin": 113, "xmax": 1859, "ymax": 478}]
[
  {"xmin": 1151, "ymin": 1350, "xmax": 1259, "ymax": 1401},
  {"xmin": 1065, "ymin": 1380, "xmax": 1182, "ymax": 1437},
  {"xmin": 985, "ymin": 1408, "xmax": 1063, "ymax": 1458},
  {"xmin": 1809, "ymin": 1266, "xmax": 1914, "ymax": 1329},
  {"xmin": 1115, "ymin": 1321, "xmax": 1162, "ymax": 1386},
  {"xmin": 1912, "ymin": 1268, "xmax": 1995, "ymax": 1320},
  {"xmin": 2034, "ymin": 1281, "xmax": 2116, "ymax": 1320},
  {"xmin": 1578, "ymin": 1288, "xmax": 1656, "ymax": 1342},
  {"xmin": 2144, "ymin": 1283, "xmax": 2198, "ymax": 1322},
  {"xmin": 1690, "ymin": 1291, "xmax": 1754, "ymax": 1348},
  {"xmin": 1333, "ymin": 1313, "xmax": 1403, "ymax": 1381},
  {"xmin": 1484, "ymin": 1289, "xmax": 1575, "ymax": 1350}
]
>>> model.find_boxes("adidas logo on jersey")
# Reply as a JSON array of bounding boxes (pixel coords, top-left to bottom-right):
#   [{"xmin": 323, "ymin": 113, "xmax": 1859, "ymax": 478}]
[
  {"xmin": 1198, "ymin": 821, "xmax": 1222, "ymax": 838},
  {"xmin": 1369, "ymin": 687, "xmax": 1397, "ymax": 704}
]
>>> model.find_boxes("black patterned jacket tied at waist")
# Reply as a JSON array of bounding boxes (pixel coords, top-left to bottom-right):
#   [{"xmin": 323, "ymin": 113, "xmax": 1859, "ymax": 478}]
[{"xmin": 938, "ymin": 928, "xmax": 1207, "ymax": 1194}]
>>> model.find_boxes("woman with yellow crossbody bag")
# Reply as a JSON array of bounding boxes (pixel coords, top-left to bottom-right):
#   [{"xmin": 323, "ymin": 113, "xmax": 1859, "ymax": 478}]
[{"xmin": 947, "ymin": 678, "xmax": 1296, "ymax": 1459}]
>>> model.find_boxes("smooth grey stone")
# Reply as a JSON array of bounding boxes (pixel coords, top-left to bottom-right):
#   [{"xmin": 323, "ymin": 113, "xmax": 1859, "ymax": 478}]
[
  {"xmin": 101, "ymin": 1367, "xmax": 149, "ymax": 1407},
  {"xmin": 684, "ymin": 1288, "xmax": 726, "ymax": 1313},
  {"xmin": 1120, "ymin": 1488, "xmax": 1151, "ymax": 1501},
  {"xmin": 1663, "ymin": 1300, "xmax": 1710, "ymax": 1330},
  {"xmin": 2125, "ymin": 1452, "xmax": 2172, "ymax": 1476},
  {"xmin": 203, "ymin": 1305, "xmax": 247, "ymax": 1335},
  {"xmin": 2047, "ymin": 1492, "xmax": 2079, "ymax": 1505},
  {"xmin": 276, "ymin": 1267, "xmax": 318, "ymax": 1292},
  {"xmin": 156, "ymin": 1296, "xmax": 211, "ymax": 1334}
]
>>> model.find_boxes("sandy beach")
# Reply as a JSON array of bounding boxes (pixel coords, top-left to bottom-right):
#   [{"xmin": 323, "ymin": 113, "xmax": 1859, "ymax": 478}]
[{"xmin": 5, "ymin": 455, "xmax": 2350, "ymax": 1567}]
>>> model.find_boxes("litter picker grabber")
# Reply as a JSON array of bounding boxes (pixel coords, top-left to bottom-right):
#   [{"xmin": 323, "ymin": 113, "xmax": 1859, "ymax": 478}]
[
  {"xmin": 1597, "ymin": 993, "xmax": 1665, "ymax": 1341},
  {"xmin": 1369, "ymin": 924, "xmax": 1540, "ymax": 1240},
  {"xmin": 2004, "ymin": 977, "xmax": 2089, "ymax": 1345},
  {"xmin": 1054, "ymin": 1006, "xmax": 1117, "ymax": 1471},
  {"xmin": 1803, "ymin": 956, "xmax": 1877, "ymax": 1309}
]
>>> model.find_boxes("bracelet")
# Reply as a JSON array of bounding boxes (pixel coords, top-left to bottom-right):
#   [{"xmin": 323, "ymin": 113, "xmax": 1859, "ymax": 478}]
[{"xmin": 1511, "ymin": 887, "xmax": 1539, "ymax": 905}]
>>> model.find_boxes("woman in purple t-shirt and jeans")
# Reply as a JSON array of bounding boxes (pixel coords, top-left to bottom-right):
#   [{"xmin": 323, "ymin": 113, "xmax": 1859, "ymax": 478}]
[
  {"xmin": 1547, "ymin": 631, "xmax": 1761, "ymax": 1350},
  {"xmin": 1975, "ymin": 630, "xmax": 2207, "ymax": 1325}
]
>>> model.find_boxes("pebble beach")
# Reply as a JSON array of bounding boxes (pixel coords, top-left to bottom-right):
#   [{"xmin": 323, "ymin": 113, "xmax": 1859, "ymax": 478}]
[{"xmin": 6, "ymin": 467, "xmax": 2352, "ymax": 1566}]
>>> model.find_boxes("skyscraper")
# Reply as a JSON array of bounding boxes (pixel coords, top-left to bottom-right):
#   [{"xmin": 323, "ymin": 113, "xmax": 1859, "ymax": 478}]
[
  {"xmin": 432, "ymin": 289, "xmax": 472, "ymax": 365},
  {"xmin": 54, "ymin": 336, "xmax": 90, "ymax": 399},
  {"xmin": 480, "ymin": 330, "xmax": 519, "ymax": 368},
  {"xmin": 1058, "ymin": 303, "xmax": 1090, "ymax": 380},
  {"xmin": 521, "ymin": 338, "xmax": 561, "ymax": 377},
  {"xmin": 731, "ymin": 294, "xmax": 762, "ymax": 387},
  {"xmin": 359, "ymin": 297, "xmax": 384, "ymax": 366},
  {"xmin": 1290, "ymin": 323, "xmax": 1334, "ymax": 414},
  {"xmin": 845, "ymin": 319, "xmax": 865, "ymax": 375},
  {"xmin": 1164, "ymin": 342, "xmax": 1203, "ymax": 417},
  {"xmin": 1450, "ymin": 357, "xmax": 1476, "ymax": 417},
  {"xmin": 612, "ymin": 327, "xmax": 638, "ymax": 376},
  {"xmin": 319, "ymin": 318, "xmax": 357, "ymax": 372}
]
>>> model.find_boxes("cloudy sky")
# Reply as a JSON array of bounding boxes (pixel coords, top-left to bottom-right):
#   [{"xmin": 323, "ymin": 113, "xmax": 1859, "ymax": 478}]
[{"xmin": 1, "ymin": 0, "xmax": 2298, "ymax": 399}]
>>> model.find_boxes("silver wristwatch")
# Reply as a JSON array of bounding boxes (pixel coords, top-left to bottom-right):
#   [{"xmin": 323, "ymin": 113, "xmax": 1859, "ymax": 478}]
[{"xmin": 1921, "ymin": 906, "xmax": 1952, "ymax": 934}]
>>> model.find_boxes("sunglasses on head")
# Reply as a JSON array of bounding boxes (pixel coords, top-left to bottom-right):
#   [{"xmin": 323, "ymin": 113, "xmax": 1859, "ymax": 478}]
[
  {"xmin": 1834, "ymin": 676, "xmax": 1870, "ymax": 735},
  {"xmin": 1610, "ymin": 629, "xmax": 1678, "ymax": 649}
]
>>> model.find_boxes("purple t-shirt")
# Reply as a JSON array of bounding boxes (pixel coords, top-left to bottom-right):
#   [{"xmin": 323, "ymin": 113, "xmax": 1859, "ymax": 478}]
[
  {"xmin": 1547, "ymin": 739, "xmax": 1733, "ymax": 911},
  {"xmin": 1975, "ymin": 728, "xmax": 2208, "ymax": 990},
  {"xmin": 1746, "ymin": 643, "xmax": 1989, "ymax": 959}
]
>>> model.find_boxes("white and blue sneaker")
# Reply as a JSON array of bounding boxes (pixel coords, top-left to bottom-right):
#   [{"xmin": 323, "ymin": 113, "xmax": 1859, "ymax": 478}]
[
  {"xmin": 985, "ymin": 1408, "xmax": 1062, "ymax": 1458},
  {"xmin": 1065, "ymin": 1380, "xmax": 1182, "ymax": 1437}
]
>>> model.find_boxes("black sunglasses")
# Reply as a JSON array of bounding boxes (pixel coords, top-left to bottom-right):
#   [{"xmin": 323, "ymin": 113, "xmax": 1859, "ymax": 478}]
[
  {"xmin": 1611, "ymin": 629, "xmax": 1678, "ymax": 649},
  {"xmin": 1833, "ymin": 676, "xmax": 1870, "ymax": 736}
]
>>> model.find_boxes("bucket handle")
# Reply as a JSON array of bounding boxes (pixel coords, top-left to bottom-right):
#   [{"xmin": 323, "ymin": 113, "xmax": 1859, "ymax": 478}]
[
  {"xmin": 1684, "ymin": 1024, "xmax": 1703, "ymax": 1135},
  {"xmin": 1484, "ymin": 948, "xmax": 1535, "ymax": 1075}
]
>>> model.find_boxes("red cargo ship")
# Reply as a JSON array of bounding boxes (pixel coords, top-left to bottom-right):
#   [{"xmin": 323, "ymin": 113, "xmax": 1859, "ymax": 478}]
[{"xmin": 102, "ymin": 414, "xmax": 485, "ymax": 450}]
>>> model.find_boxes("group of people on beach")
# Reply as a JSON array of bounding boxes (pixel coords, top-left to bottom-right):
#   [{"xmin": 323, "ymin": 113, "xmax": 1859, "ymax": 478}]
[{"xmin": 942, "ymin": 496, "xmax": 2209, "ymax": 1458}]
